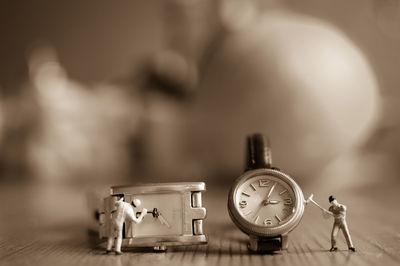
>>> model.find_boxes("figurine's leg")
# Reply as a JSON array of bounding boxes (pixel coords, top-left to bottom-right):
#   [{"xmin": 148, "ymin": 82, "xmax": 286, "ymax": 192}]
[
  {"xmin": 106, "ymin": 236, "xmax": 114, "ymax": 252},
  {"xmin": 106, "ymin": 225, "xmax": 116, "ymax": 252},
  {"xmin": 330, "ymin": 223, "xmax": 339, "ymax": 251},
  {"xmin": 341, "ymin": 221, "xmax": 354, "ymax": 248},
  {"xmin": 115, "ymin": 224, "xmax": 123, "ymax": 254}
]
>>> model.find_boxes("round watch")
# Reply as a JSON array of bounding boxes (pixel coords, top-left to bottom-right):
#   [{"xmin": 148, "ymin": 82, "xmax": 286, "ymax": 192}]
[{"xmin": 228, "ymin": 133, "xmax": 306, "ymax": 252}]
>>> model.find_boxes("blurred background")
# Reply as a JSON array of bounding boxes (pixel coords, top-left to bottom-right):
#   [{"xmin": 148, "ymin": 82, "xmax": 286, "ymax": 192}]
[{"xmin": 0, "ymin": 0, "xmax": 399, "ymax": 239}]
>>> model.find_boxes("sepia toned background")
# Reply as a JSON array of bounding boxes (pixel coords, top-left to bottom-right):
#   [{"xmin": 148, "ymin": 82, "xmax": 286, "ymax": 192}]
[{"xmin": 0, "ymin": 0, "xmax": 399, "ymax": 265}]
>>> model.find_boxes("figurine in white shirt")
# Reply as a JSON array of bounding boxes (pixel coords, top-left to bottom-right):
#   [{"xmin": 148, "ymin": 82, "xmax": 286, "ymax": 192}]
[{"xmin": 106, "ymin": 197, "xmax": 147, "ymax": 254}]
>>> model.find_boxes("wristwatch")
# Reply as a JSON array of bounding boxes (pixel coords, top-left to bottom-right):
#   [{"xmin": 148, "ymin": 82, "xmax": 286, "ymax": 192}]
[
  {"xmin": 98, "ymin": 182, "xmax": 207, "ymax": 251},
  {"xmin": 227, "ymin": 133, "xmax": 306, "ymax": 252}
]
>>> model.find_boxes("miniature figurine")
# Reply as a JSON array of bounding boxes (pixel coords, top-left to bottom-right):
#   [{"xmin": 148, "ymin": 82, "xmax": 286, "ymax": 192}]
[
  {"xmin": 306, "ymin": 194, "xmax": 355, "ymax": 252},
  {"xmin": 326, "ymin": 196, "xmax": 355, "ymax": 252},
  {"xmin": 106, "ymin": 197, "xmax": 147, "ymax": 255}
]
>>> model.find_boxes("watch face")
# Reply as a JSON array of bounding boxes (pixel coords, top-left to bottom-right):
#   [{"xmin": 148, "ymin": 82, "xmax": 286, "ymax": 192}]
[
  {"xmin": 228, "ymin": 168, "xmax": 305, "ymax": 237},
  {"xmin": 234, "ymin": 175, "xmax": 296, "ymax": 227},
  {"xmin": 125, "ymin": 193, "xmax": 183, "ymax": 237}
]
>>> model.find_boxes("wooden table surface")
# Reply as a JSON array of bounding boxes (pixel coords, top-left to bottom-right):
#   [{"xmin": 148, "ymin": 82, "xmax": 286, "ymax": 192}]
[{"xmin": 0, "ymin": 180, "xmax": 399, "ymax": 266}]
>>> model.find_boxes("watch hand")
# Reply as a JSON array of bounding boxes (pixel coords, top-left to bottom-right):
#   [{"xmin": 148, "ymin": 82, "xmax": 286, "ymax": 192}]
[
  {"xmin": 262, "ymin": 199, "xmax": 271, "ymax": 206},
  {"xmin": 254, "ymin": 194, "xmax": 269, "ymax": 218},
  {"xmin": 253, "ymin": 204, "xmax": 264, "ymax": 219},
  {"xmin": 266, "ymin": 182, "xmax": 276, "ymax": 199},
  {"xmin": 261, "ymin": 182, "xmax": 277, "ymax": 205},
  {"xmin": 157, "ymin": 212, "xmax": 171, "ymax": 228}
]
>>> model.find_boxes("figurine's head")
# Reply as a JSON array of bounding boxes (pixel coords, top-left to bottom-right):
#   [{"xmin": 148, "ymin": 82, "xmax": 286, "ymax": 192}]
[
  {"xmin": 329, "ymin": 195, "xmax": 338, "ymax": 206},
  {"xmin": 115, "ymin": 197, "xmax": 124, "ymax": 207},
  {"xmin": 131, "ymin": 198, "xmax": 141, "ymax": 208}
]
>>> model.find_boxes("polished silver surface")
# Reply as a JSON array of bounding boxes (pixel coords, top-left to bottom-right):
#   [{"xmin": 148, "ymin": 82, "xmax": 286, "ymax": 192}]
[
  {"xmin": 100, "ymin": 182, "xmax": 207, "ymax": 249},
  {"xmin": 111, "ymin": 182, "xmax": 206, "ymax": 194},
  {"xmin": 99, "ymin": 235, "xmax": 207, "ymax": 248}
]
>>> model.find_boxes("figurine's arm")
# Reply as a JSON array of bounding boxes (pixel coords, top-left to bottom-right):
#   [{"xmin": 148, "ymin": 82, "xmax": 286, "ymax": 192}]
[
  {"xmin": 323, "ymin": 209, "xmax": 334, "ymax": 218},
  {"xmin": 324, "ymin": 206, "xmax": 334, "ymax": 217},
  {"xmin": 128, "ymin": 208, "xmax": 148, "ymax": 224}
]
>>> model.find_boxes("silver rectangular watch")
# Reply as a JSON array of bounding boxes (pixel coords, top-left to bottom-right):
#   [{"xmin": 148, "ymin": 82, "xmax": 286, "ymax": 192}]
[{"xmin": 98, "ymin": 182, "xmax": 207, "ymax": 251}]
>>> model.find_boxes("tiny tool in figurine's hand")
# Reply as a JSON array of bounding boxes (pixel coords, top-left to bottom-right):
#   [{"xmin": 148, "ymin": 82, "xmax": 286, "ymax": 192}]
[
  {"xmin": 136, "ymin": 208, "xmax": 171, "ymax": 228},
  {"xmin": 136, "ymin": 208, "xmax": 158, "ymax": 217},
  {"xmin": 306, "ymin": 194, "xmax": 333, "ymax": 217}
]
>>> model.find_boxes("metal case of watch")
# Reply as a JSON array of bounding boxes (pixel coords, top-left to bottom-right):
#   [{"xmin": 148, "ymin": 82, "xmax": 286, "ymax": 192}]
[
  {"xmin": 98, "ymin": 182, "xmax": 207, "ymax": 251},
  {"xmin": 227, "ymin": 134, "xmax": 306, "ymax": 252}
]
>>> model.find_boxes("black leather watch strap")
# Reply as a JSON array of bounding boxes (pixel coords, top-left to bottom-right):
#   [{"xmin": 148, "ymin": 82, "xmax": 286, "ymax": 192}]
[
  {"xmin": 245, "ymin": 133, "xmax": 272, "ymax": 170},
  {"xmin": 248, "ymin": 235, "xmax": 285, "ymax": 252},
  {"xmin": 257, "ymin": 237, "xmax": 282, "ymax": 252},
  {"xmin": 245, "ymin": 134, "xmax": 287, "ymax": 253}
]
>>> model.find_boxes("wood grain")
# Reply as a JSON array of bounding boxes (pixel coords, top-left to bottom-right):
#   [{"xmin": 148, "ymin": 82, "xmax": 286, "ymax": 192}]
[{"xmin": 0, "ymin": 182, "xmax": 399, "ymax": 266}]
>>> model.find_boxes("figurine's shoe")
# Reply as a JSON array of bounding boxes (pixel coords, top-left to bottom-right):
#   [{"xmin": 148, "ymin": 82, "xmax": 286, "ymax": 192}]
[
  {"xmin": 115, "ymin": 251, "xmax": 123, "ymax": 255},
  {"xmin": 329, "ymin": 247, "xmax": 338, "ymax": 252},
  {"xmin": 349, "ymin": 247, "xmax": 356, "ymax": 252},
  {"xmin": 105, "ymin": 250, "xmax": 112, "ymax": 254}
]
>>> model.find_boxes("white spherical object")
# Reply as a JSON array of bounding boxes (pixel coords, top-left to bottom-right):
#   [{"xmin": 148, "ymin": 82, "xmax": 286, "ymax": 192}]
[{"xmin": 186, "ymin": 11, "xmax": 380, "ymax": 179}]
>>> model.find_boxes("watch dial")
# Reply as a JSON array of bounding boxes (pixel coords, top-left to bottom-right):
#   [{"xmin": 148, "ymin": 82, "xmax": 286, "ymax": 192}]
[
  {"xmin": 235, "ymin": 175, "xmax": 296, "ymax": 227},
  {"xmin": 124, "ymin": 193, "xmax": 183, "ymax": 236}
]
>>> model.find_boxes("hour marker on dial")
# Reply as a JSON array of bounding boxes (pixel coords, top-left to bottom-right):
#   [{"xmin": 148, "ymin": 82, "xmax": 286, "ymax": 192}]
[
  {"xmin": 254, "ymin": 215, "xmax": 260, "ymax": 224},
  {"xmin": 259, "ymin": 179, "xmax": 270, "ymax": 187},
  {"xmin": 279, "ymin": 189, "xmax": 287, "ymax": 195},
  {"xmin": 243, "ymin": 210, "xmax": 253, "ymax": 216},
  {"xmin": 264, "ymin": 218, "xmax": 272, "ymax": 226},
  {"xmin": 275, "ymin": 214, "xmax": 281, "ymax": 222},
  {"xmin": 242, "ymin": 192, "xmax": 250, "ymax": 197},
  {"xmin": 239, "ymin": 200, "xmax": 247, "ymax": 208},
  {"xmin": 284, "ymin": 198, "xmax": 293, "ymax": 205},
  {"xmin": 250, "ymin": 184, "xmax": 257, "ymax": 191}
]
